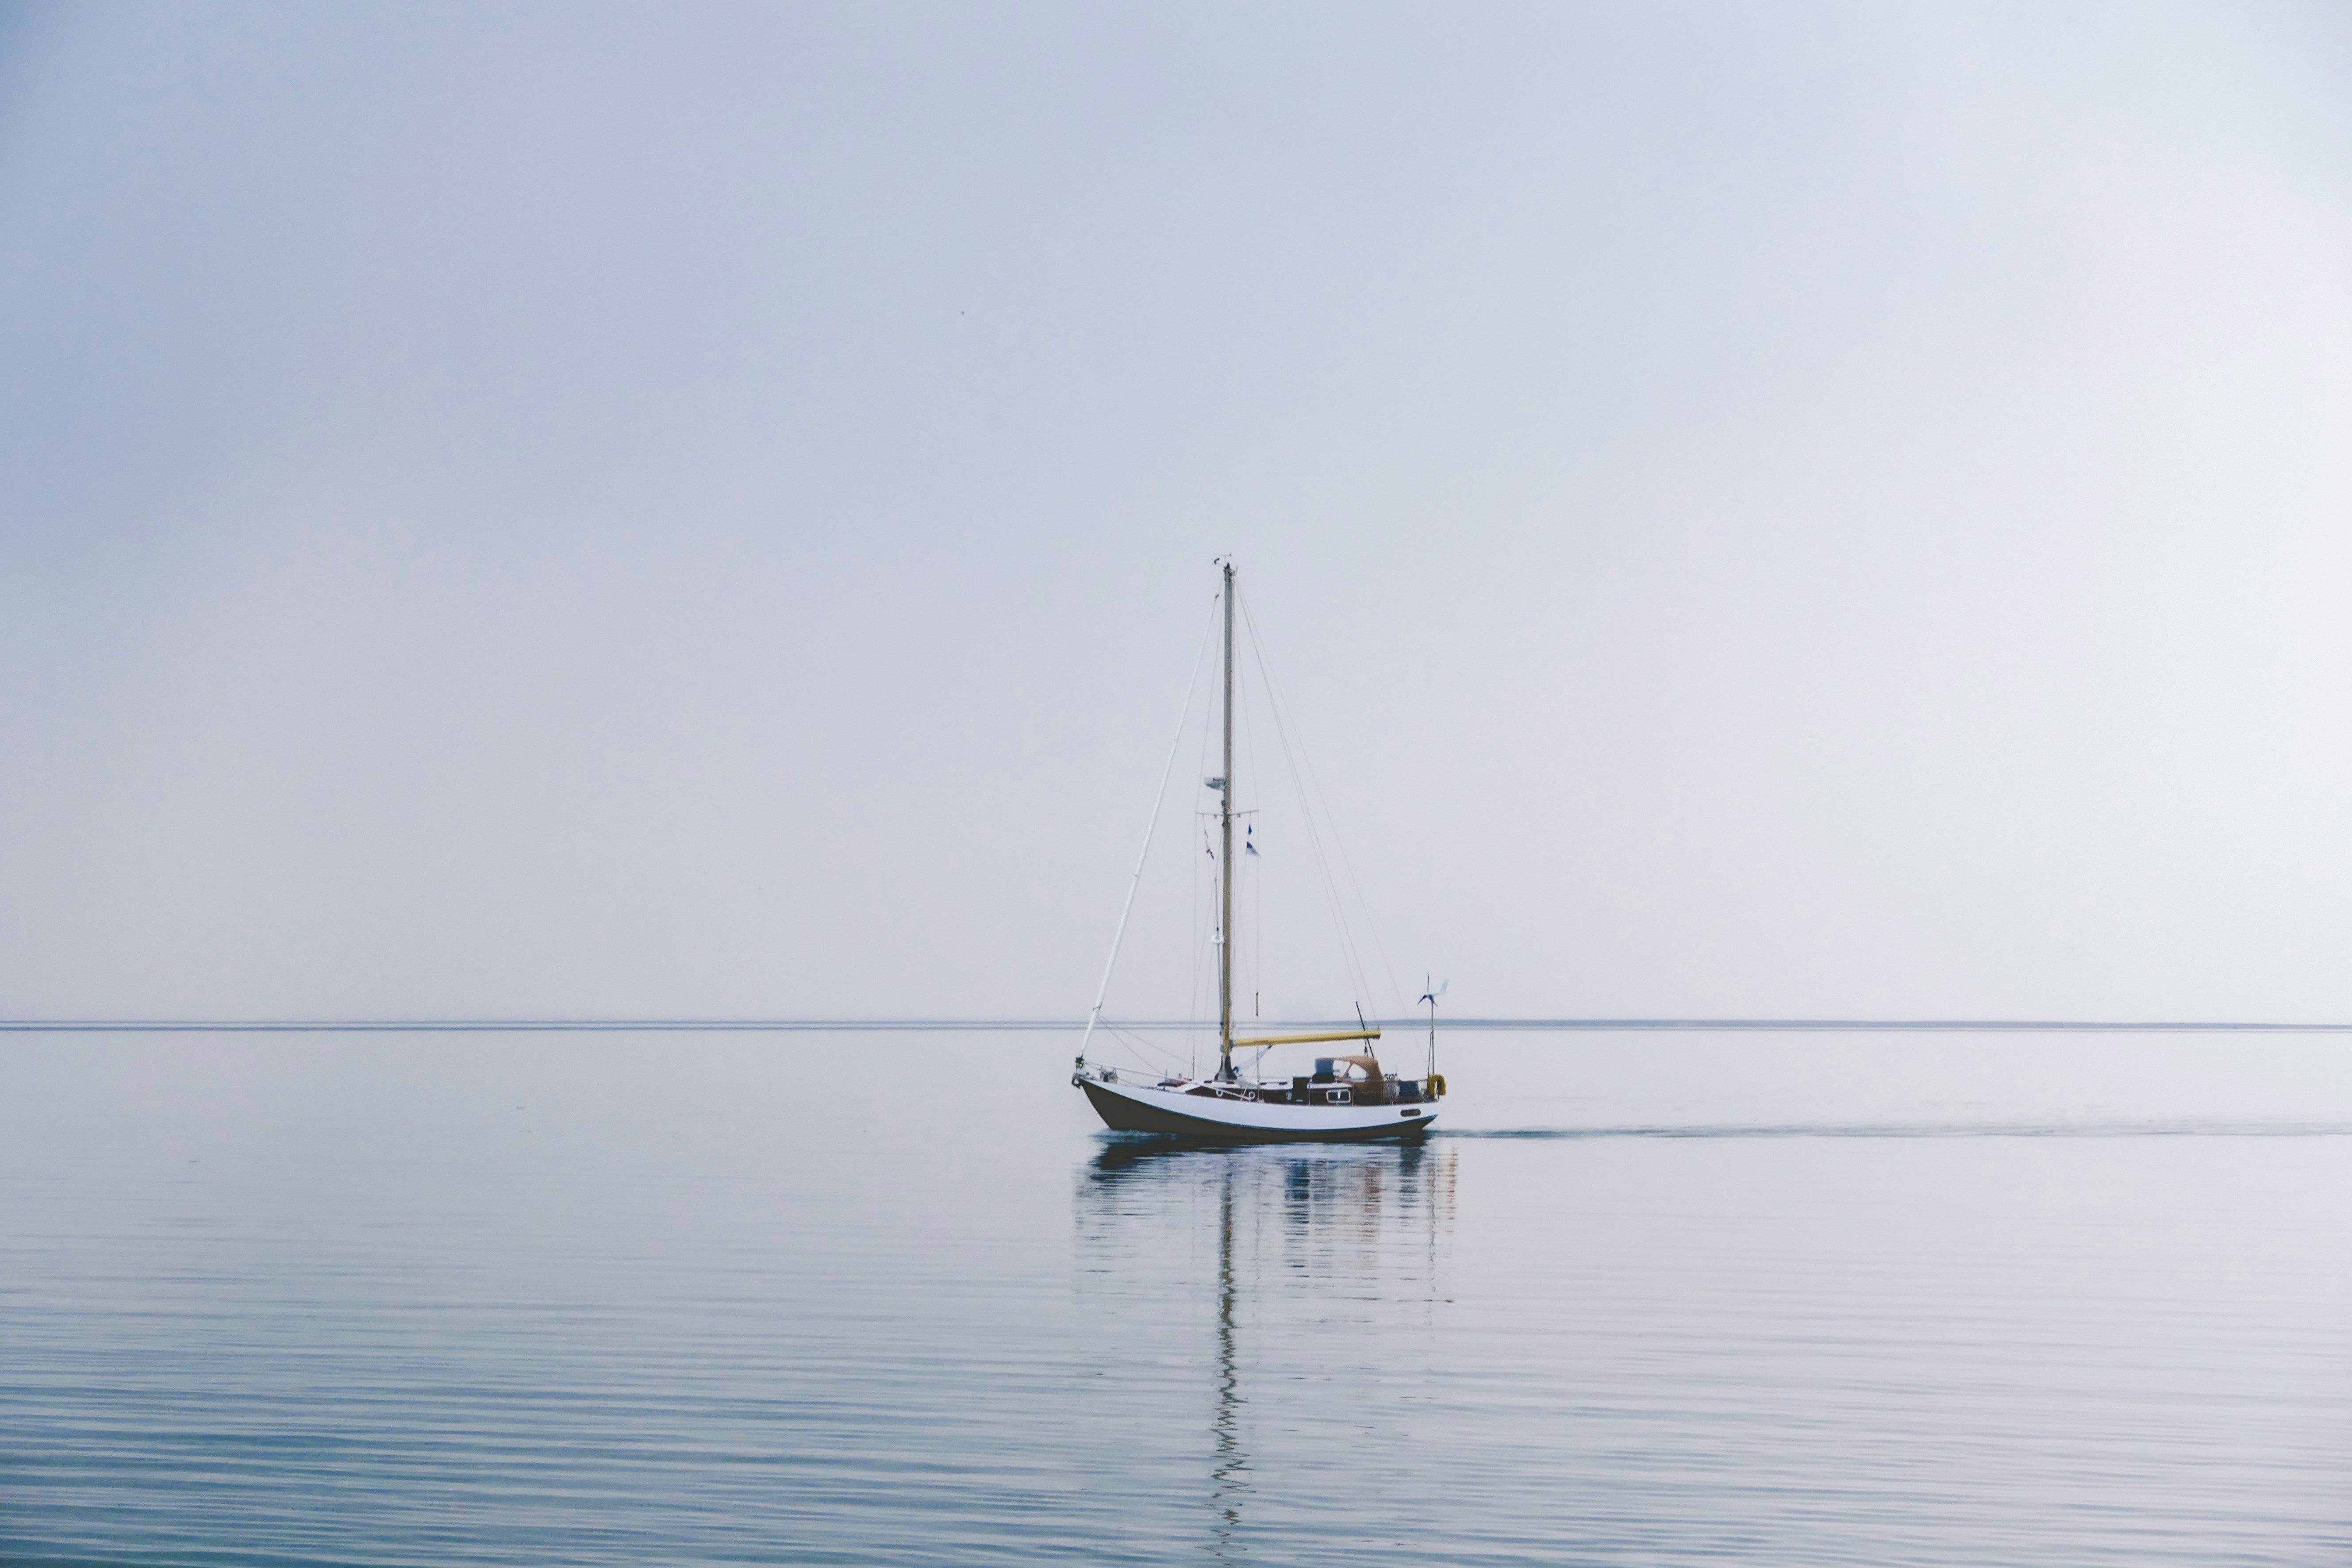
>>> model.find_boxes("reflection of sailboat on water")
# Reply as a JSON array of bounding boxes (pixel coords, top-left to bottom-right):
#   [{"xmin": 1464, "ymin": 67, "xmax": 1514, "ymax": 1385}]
[
  {"xmin": 1076, "ymin": 1143, "xmax": 1457, "ymax": 1549},
  {"xmin": 1072, "ymin": 560, "xmax": 1446, "ymax": 1141}
]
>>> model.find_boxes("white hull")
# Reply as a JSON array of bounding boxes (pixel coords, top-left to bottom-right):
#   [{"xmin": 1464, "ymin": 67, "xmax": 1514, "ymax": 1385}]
[{"xmin": 1076, "ymin": 1068, "xmax": 1438, "ymax": 1142}]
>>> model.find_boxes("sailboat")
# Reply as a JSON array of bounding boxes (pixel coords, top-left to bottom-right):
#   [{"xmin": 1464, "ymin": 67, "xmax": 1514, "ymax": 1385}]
[{"xmin": 1071, "ymin": 560, "xmax": 1445, "ymax": 1142}]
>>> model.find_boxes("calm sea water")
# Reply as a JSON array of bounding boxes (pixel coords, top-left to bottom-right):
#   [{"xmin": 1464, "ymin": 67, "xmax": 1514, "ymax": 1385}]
[{"xmin": 5, "ymin": 1029, "xmax": 2350, "ymax": 1564}]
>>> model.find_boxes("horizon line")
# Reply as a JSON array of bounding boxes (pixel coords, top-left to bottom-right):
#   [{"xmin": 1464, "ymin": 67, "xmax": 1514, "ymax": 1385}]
[{"xmin": 6, "ymin": 1017, "xmax": 2352, "ymax": 1035}]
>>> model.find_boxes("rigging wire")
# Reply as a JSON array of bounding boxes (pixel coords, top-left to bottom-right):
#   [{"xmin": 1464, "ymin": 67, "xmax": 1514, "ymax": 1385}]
[
  {"xmin": 1096, "ymin": 1020, "xmax": 1184, "ymax": 1076},
  {"xmin": 1078, "ymin": 592, "xmax": 1220, "ymax": 1069},
  {"xmin": 1237, "ymin": 584, "xmax": 1414, "ymax": 1022},
  {"xmin": 1236, "ymin": 595, "xmax": 1375, "ymax": 1014},
  {"xmin": 1237, "ymin": 644, "xmax": 1263, "ymax": 1022},
  {"xmin": 1188, "ymin": 622, "xmax": 1221, "ymax": 1079}
]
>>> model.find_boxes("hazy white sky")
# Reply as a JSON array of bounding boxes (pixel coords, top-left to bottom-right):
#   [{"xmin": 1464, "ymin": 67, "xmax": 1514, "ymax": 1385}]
[{"xmin": 3, "ymin": 2, "xmax": 2349, "ymax": 1021}]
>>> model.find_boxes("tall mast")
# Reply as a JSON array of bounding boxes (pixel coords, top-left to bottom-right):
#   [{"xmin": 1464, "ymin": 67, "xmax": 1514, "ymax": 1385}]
[{"xmin": 1218, "ymin": 559, "xmax": 1236, "ymax": 1080}]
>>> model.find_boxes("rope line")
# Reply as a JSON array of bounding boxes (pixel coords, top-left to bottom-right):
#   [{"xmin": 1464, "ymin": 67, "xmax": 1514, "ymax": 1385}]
[
  {"xmin": 1239, "ymin": 584, "xmax": 1412, "ymax": 1021},
  {"xmin": 1237, "ymin": 585, "xmax": 1410, "ymax": 1021},
  {"xmin": 1078, "ymin": 593, "xmax": 1219, "ymax": 1066}
]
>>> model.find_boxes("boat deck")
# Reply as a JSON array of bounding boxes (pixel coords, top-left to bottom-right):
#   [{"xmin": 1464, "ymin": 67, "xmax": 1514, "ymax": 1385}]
[{"xmin": 1166, "ymin": 1075, "xmax": 1437, "ymax": 1108}]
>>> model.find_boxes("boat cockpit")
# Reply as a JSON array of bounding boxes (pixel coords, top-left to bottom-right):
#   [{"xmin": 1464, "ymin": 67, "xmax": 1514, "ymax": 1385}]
[{"xmin": 1166, "ymin": 1053, "xmax": 1435, "ymax": 1107}]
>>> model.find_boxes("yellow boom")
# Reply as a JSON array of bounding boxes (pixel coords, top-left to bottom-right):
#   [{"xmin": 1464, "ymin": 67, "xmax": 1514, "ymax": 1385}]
[{"xmin": 1228, "ymin": 1029, "xmax": 1382, "ymax": 1049}]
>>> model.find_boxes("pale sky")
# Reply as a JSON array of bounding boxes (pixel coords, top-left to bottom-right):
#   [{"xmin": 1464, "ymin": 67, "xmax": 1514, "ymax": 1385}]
[{"xmin": 3, "ymin": 2, "xmax": 2349, "ymax": 1022}]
